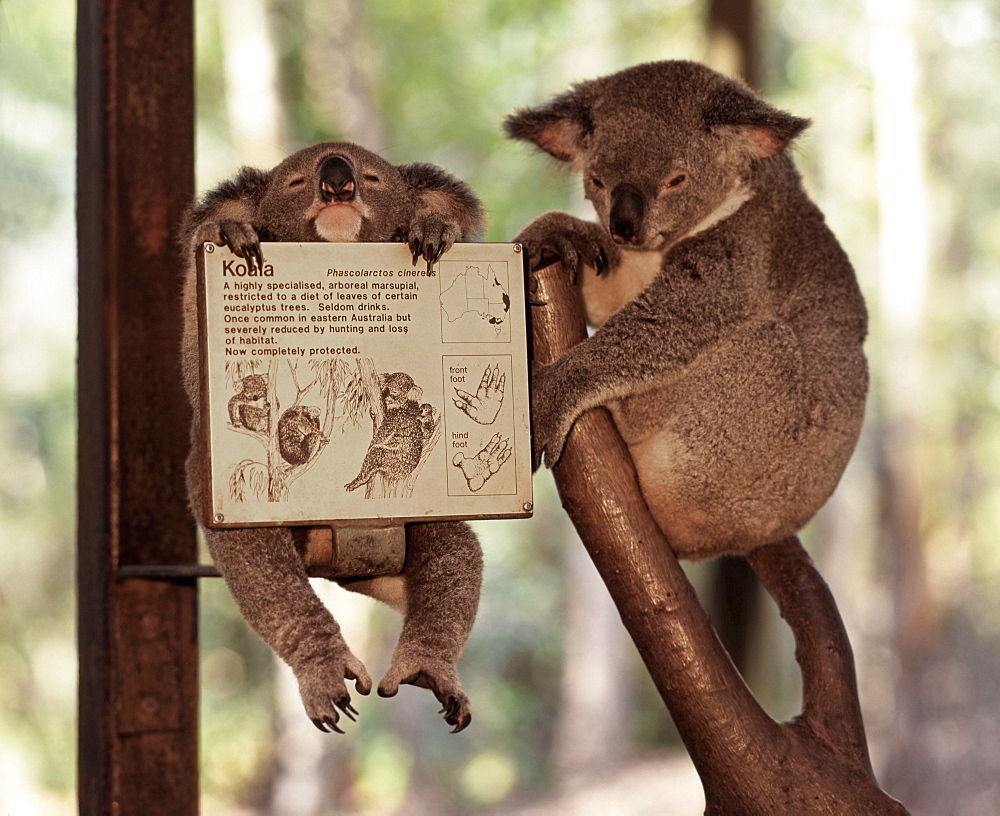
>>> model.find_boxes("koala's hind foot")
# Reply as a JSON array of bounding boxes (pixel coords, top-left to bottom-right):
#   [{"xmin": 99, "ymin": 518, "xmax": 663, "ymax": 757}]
[
  {"xmin": 201, "ymin": 523, "xmax": 373, "ymax": 734},
  {"xmin": 356, "ymin": 520, "xmax": 482, "ymax": 732},
  {"xmin": 192, "ymin": 218, "xmax": 264, "ymax": 272},
  {"xmin": 295, "ymin": 648, "xmax": 373, "ymax": 733},
  {"xmin": 378, "ymin": 651, "xmax": 472, "ymax": 733}
]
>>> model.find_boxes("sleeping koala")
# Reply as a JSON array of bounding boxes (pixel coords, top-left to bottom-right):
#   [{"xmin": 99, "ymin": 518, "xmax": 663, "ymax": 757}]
[
  {"xmin": 181, "ymin": 142, "xmax": 484, "ymax": 732},
  {"xmin": 506, "ymin": 60, "xmax": 868, "ymax": 559}
]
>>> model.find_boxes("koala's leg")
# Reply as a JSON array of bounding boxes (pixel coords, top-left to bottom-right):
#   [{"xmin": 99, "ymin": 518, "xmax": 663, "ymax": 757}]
[
  {"xmin": 203, "ymin": 525, "xmax": 373, "ymax": 732},
  {"xmin": 630, "ymin": 319, "xmax": 862, "ymax": 557},
  {"xmin": 343, "ymin": 520, "xmax": 483, "ymax": 732},
  {"xmin": 186, "ymin": 447, "xmax": 371, "ymax": 733}
]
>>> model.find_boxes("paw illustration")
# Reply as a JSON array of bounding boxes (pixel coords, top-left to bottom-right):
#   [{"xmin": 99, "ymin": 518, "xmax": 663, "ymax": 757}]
[
  {"xmin": 295, "ymin": 651, "xmax": 372, "ymax": 734},
  {"xmin": 452, "ymin": 433, "xmax": 511, "ymax": 491},
  {"xmin": 378, "ymin": 654, "xmax": 472, "ymax": 733},
  {"xmin": 452, "ymin": 364, "xmax": 505, "ymax": 425}
]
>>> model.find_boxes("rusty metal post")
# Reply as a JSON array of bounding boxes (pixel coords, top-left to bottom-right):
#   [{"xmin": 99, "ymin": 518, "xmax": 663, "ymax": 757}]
[{"xmin": 77, "ymin": 0, "xmax": 198, "ymax": 813}]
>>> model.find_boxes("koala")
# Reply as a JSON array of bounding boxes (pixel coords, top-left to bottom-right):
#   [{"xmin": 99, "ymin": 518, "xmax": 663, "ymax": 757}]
[
  {"xmin": 180, "ymin": 141, "xmax": 485, "ymax": 732},
  {"xmin": 505, "ymin": 61, "xmax": 868, "ymax": 559},
  {"xmin": 345, "ymin": 372, "xmax": 435, "ymax": 492},
  {"xmin": 277, "ymin": 405, "xmax": 325, "ymax": 466},
  {"xmin": 228, "ymin": 373, "xmax": 270, "ymax": 432}
]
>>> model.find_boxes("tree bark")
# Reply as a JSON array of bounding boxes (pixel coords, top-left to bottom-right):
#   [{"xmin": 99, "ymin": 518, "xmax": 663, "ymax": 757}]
[{"xmin": 528, "ymin": 260, "xmax": 907, "ymax": 814}]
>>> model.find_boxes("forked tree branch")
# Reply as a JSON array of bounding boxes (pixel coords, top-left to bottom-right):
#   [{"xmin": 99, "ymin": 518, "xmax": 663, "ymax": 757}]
[{"xmin": 529, "ymin": 260, "xmax": 907, "ymax": 815}]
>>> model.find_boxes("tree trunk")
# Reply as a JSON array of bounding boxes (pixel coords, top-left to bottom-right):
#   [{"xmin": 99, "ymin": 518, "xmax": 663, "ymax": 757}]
[
  {"xmin": 528, "ymin": 260, "xmax": 907, "ymax": 814},
  {"xmin": 217, "ymin": 0, "xmax": 287, "ymax": 167},
  {"xmin": 552, "ymin": 523, "xmax": 631, "ymax": 785}
]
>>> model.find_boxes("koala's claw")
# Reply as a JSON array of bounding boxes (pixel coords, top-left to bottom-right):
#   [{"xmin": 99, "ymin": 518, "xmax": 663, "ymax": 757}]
[
  {"xmin": 408, "ymin": 214, "xmax": 460, "ymax": 272},
  {"xmin": 409, "ymin": 238, "xmax": 424, "ymax": 268},
  {"xmin": 515, "ymin": 213, "xmax": 619, "ymax": 281},
  {"xmin": 246, "ymin": 240, "xmax": 265, "ymax": 273},
  {"xmin": 313, "ymin": 716, "xmax": 344, "ymax": 735},
  {"xmin": 195, "ymin": 218, "xmax": 264, "ymax": 271},
  {"xmin": 378, "ymin": 654, "xmax": 472, "ymax": 733},
  {"xmin": 595, "ymin": 247, "xmax": 609, "ymax": 276},
  {"xmin": 311, "ymin": 698, "xmax": 360, "ymax": 733},
  {"xmin": 296, "ymin": 651, "xmax": 372, "ymax": 735}
]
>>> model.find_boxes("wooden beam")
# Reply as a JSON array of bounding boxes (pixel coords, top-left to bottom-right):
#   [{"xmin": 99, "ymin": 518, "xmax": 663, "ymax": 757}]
[
  {"xmin": 708, "ymin": 0, "xmax": 761, "ymax": 87},
  {"xmin": 77, "ymin": 0, "xmax": 198, "ymax": 813}
]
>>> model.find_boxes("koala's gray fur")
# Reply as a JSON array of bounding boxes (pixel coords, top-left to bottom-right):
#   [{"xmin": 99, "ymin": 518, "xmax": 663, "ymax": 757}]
[
  {"xmin": 506, "ymin": 61, "xmax": 868, "ymax": 559},
  {"xmin": 180, "ymin": 141, "xmax": 485, "ymax": 732}
]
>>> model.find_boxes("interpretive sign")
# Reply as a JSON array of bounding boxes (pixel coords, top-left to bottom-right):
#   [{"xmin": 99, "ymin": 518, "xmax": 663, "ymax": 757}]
[{"xmin": 197, "ymin": 242, "xmax": 533, "ymax": 527}]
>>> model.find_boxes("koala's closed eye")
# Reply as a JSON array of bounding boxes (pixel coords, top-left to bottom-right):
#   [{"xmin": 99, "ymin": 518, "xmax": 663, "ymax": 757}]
[{"xmin": 288, "ymin": 177, "xmax": 307, "ymax": 189}]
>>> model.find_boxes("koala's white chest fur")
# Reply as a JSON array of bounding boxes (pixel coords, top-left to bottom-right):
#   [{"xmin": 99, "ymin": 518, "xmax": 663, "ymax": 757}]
[
  {"xmin": 578, "ymin": 248, "xmax": 664, "ymax": 328},
  {"xmin": 311, "ymin": 201, "xmax": 367, "ymax": 242}
]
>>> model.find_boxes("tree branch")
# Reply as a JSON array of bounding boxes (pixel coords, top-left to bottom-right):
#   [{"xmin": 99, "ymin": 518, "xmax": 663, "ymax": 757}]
[
  {"xmin": 745, "ymin": 538, "xmax": 871, "ymax": 765},
  {"xmin": 529, "ymin": 260, "xmax": 907, "ymax": 814},
  {"xmin": 530, "ymin": 261, "xmax": 778, "ymax": 779}
]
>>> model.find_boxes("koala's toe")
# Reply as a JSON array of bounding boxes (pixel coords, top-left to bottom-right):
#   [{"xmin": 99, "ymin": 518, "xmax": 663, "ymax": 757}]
[
  {"xmin": 409, "ymin": 214, "xmax": 460, "ymax": 270},
  {"xmin": 378, "ymin": 654, "xmax": 471, "ymax": 732},
  {"xmin": 296, "ymin": 652, "xmax": 372, "ymax": 734},
  {"xmin": 203, "ymin": 219, "xmax": 263, "ymax": 271}
]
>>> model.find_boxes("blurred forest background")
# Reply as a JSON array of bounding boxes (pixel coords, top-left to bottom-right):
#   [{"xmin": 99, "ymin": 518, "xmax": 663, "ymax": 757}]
[{"xmin": 2, "ymin": 0, "xmax": 1000, "ymax": 813}]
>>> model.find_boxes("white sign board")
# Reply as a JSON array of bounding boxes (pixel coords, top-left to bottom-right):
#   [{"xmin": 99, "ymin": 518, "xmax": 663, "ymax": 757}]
[{"xmin": 197, "ymin": 242, "xmax": 533, "ymax": 527}]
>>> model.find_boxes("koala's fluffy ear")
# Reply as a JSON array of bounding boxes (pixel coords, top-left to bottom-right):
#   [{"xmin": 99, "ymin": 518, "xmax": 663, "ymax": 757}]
[
  {"xmin": 503, "ymin": 88, "xmax": 593, "ymax": 164},
  {"xmin": 704, "ymin": 82, "xmax": 810, "ymax": 159}
]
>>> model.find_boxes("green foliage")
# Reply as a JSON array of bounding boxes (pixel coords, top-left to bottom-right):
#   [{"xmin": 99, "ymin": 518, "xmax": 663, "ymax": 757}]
[
  {"xmin": 0, "ymin": 1, "xmax": 78, "ymax": 807},
  {"xmin": 0, "ymin": 0, "xmax": 75, "ymax": 235}
]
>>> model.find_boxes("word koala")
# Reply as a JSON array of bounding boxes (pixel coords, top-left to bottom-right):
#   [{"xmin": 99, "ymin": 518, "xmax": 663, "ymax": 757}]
[
  {"xmin": 180, "ymin": 141, "xmax": 484, "ymax": 732},
  {"xmin": 506, "ymin": 60, "xmax": 868, "ymax": 559}
]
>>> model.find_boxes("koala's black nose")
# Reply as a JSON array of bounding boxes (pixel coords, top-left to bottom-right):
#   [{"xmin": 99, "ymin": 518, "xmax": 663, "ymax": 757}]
[
  {"xmin": 319, "ymin": 155, "xmax": 356, "ymax": 203},
  {"xmin": 609, "ymin": 185, "xmax": 645, "ymax": 245}
]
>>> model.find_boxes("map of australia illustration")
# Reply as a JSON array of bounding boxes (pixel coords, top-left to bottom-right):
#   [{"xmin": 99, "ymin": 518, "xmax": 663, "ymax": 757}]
[{"xmin": 439, "ymin": 263, "xmax": 511, "ymax": 342}]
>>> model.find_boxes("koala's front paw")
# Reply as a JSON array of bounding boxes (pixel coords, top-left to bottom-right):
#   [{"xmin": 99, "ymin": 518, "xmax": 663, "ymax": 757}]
[
  {"xmin": 295, "ymin": 650, "xmax": 373, "ymax": 734},
  {"xmin": 515, "ymin": 212, "xmax": 619, "ymax": 282},
  {"xmin": 530, "ymin": 362, "xmax": 573, "ymax": 470},
  {"xmin": 192, "ymin": 218, "xmax": 264, "ymax": 272},
  {"xmin": 378, "ymin": 652, "xmax": 472, "ymax": 733},
  {"xmin": 408, "ymin": 213, "xmax": 461, "ymax": 272}
]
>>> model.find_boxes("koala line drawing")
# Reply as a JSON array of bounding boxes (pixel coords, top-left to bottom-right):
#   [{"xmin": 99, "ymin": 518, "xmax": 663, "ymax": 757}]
[
  {"xmin": 224, "ymin": 359, "xmax": 342, "ymax": 504},
  {"xmin": 506, "ymin": 60, "xmax": 869, "ymax": 560},
  {"xmin": 181, "ymin": 141, "xmax": 485, "ymax": 732},
  {"xmin": 228, "ymin": 372, "xmax": 270, "ymax": 432},
  {"xmin": 344, "ymin": 369, "xmax": 440, "ymax": 498}
]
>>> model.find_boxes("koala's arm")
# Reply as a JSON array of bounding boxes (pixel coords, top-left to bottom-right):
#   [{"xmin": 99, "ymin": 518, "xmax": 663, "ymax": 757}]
[
  {"xmin": 182, "ymin": 166, "xmax": 271, "ymax": 270},
  {"xmin": 532, "ymin": 234, "xmax": 763, "ymax": 466},
  {"xmin": 398, "ymin": 162, "xmax": 485, "ymax": 267}
]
